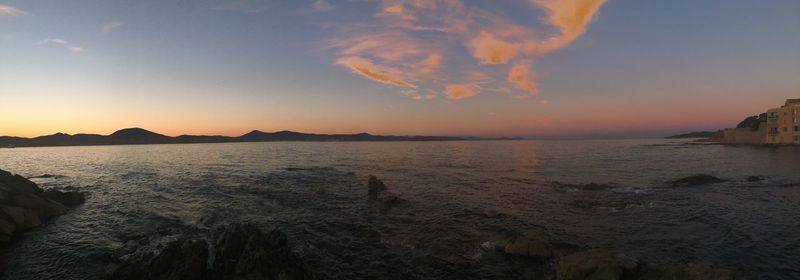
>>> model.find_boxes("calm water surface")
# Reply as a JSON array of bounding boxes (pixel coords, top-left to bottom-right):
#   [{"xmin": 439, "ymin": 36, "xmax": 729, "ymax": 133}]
[{"xmin": 0, "ymin": 140, "xmax": 799, "ymax": 279}]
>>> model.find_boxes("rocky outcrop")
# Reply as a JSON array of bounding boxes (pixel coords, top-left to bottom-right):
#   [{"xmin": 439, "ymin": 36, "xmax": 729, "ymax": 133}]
[
  {"xmin": 0, "ymin": 168, "xmax": 85, "ymax": 242},
  {"xmin": 667, "ymin": 174, "xmax": 725, "ymax": 187},
  {"xmin": 367, "ymin": 175, "xmax": 387, "ymax": 197},
  {"xmin": 106, "ymin": 223, "xmax": 312, "ymax": 280},
  {"xmin": 558, "ymin": 250, "xmax": 640, "ymax": 280},
  {"xmin": 366, "ymin": 175, "xmax": 406, "ymax": 213},
  {"xmin": 40, "ymin": 189, "xmax": 87, "ymax": 206},
  {"xmin": 108, "ymin": 237, "xmax": 209, "ymax": 280}
]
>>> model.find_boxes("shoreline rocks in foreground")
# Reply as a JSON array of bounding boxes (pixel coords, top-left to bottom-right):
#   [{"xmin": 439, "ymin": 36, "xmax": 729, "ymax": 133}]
[
  {"xmin": 105, "ymin": 223, "xmax": 312, "ymax": 280},
  {"xmin": 0, "ymin": 168, "xmax": 86, "ymax": 242}
]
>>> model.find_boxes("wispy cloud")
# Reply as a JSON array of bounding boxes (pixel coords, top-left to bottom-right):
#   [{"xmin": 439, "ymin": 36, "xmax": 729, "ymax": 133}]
[
  {"xmin": 0, "ymin": 4, "xmax": 25, "ymax": 17},
  {"xmin": 311, "ymin": 0, "xmax": 333, "ymax": 12},
  {"xmin": 336, "ymin": 56, "xmax": 416, "ymax": 88},
  {"xmin": 42, "ymin": 38, "xmax": 84, "ymax": 53},
  {"xmin": 324, "ymin": 0, "xmax": 607, "ymax": 101},
  {"xmin": 103, "ymin": 21, "xmax": 125, "ymax": 33}
]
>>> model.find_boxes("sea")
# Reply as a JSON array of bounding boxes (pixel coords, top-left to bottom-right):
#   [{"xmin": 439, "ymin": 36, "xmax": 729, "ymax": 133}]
[{"xmin": 0, "ymin": 139, "xmax": 798, "ymax": 279}]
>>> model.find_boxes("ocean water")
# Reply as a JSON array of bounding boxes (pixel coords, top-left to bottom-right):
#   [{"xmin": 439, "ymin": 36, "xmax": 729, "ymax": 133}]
[{"xmin": 0, "ymin": 139, "xmax": 799, "ymax": 279}]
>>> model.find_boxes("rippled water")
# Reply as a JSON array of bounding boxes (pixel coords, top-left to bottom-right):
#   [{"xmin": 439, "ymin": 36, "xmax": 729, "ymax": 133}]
[{"xmin": 1, "ymin": 140, "xmax": 799, "ymax": 279}]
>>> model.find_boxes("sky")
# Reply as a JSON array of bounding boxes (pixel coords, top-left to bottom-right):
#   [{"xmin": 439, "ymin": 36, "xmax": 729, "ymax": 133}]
[{"xmin": 1, "ymin": 0, "xmax": 798, "ymax": 138}]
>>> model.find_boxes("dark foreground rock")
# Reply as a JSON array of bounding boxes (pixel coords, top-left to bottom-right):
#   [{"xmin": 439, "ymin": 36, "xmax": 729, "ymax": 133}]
[
  {"xmin": 0, "ymin": 168, "xmax": 85, "ymax": 242},
  {"xmin": 558, "ymin": 250, "xmax": 640, "ymax": 280},
  {"xmin": 667, "ymin": 174, "xmax": 725, "ymax": 187},
  {"xmin": 106, "ymin": 223, "xmax": 313, "ymax": 280}
]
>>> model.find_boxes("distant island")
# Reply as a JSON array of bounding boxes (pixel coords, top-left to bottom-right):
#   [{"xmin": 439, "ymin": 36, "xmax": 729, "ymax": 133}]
[
  {"xmin": 0, "ymin": 128, "xmax": 522, "ymax": 148},
  {"xmin": 665, "ymin": 131, "xmax": 717, "ymax": 139}
]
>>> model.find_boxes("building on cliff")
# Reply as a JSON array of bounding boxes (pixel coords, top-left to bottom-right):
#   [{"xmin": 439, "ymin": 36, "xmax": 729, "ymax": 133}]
[
  {"xmin": 765, "ymin": 99, "xmax": 800, "ymax": 144},
  {"xmin": 719, "ymin": 99, "xmax": 799, "ymax": 145}
]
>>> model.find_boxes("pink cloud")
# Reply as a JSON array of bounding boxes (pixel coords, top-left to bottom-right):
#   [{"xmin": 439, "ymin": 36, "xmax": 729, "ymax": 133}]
[
  {"xmin": 508, "ymin": 61, "xmax": 538, "ymax": 94},
  {"xmin": 446, "ymin": 84, "xmax": 478, "ymax": 100},
  {"xmin": 336, "ymin": 56, "xmax": 416, "ymax": 88},
  {"xmin": 325, "ymin": 0, "xmax": 607, "ymax": 101}
]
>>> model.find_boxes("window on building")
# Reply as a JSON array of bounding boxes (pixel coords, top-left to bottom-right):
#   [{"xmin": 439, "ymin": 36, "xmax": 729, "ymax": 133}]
[
  {"xmin": 795, "ymin": 136, "xmax": 800, "ymax": 142},
  {"xmin": 796, "ymin": 126, "xmax": 799, "ymax": 132},
  {"xmin": 783, "ymin": 127, "xmax": 788, "ymax": 132}
]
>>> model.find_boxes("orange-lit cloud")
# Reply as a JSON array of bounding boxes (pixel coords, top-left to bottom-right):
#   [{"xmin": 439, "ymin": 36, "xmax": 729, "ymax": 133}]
[
  {"xmin": 336, "ymin": 56, "xmax": 416, "ymax": 88},
  {"xmin": 508, "ymin": 61, "xmax": 538, "ymax": 95},
  {"xmin": 469, "ymin": 32, "xmax": 521, "ymax": 65},
  {"xmin": 0, "ymin": 4, "xmax": 24, "ymax": 17},
  {"xmin": 446, "ymin": 84, "xmax": 477, "ymax": 100},
  {"xmin": 527, "ymin": 0, "xmax": 607, "ymax": 54},
  {"xmin": 326, "ymin": 0, "xmax": 607, "ymax": 100}
]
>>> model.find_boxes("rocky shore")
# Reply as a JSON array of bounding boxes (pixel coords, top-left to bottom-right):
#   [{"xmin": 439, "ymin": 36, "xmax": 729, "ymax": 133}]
[
  {"xmin": 2, "ymin": 171, "xmax": 739, "ymax": 279},
  {"xmin": 0, "ymin": 168, "xmax": 86, "ymax": 242}
]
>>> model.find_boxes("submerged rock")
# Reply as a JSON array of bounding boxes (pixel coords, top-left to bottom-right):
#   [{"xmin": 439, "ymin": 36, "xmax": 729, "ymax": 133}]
[
  {"xmin": 558, "ymin": 250, "xmax": 640, "ymax": 280},
  {"xmin": 377, "ymin": 193, "xmax": 406, "ymax": 213},
  {"xmin": 106, "ymin": 223, "xmax": 312, "ymax": 280},
  {"xmin": 367, "ymin": 175, "xmax": 387, "ymax": 196},
  {"xmin": 40, "ymin": 189, "xmax": 86, "ymax": 206},
  {"xmin": 366, "ymin": 176, "xmax": 406, "ymax": 213},
  {"xmin": 503, "ymin": 234, "xmax": 552, "ymax": 258},
  {"xmin": 0, "ymin": 168, "xmax": 85, "ymax": 243},
  {"xmin": 745, "ymin": 176, "xmax": 764, "ymax": 182},
  {"xmin": 553, "ymin": 181, "xmax": 617, "ymax": 191},
  {"xmin": 668, "ymin": 174, "xmax": 725, "ymax": 187}
]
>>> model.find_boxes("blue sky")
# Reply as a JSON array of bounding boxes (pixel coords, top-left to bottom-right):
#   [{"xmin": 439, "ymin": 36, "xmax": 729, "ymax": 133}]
[{"xmin": 1, "ymin": 0, "xmax": 798, "ymax": 137}]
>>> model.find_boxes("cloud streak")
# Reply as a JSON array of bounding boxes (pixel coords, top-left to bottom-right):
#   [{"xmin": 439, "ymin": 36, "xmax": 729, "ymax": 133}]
[
  {"xmin": 0, "ymin": 4, "xmax": 24, "ymax": 17},
  {"xmin": 103, "ymin": 21, "xmax": 125, "ymax": 33},
  {"xmin": 42, "ymin": 38, "xmax": 84, "ymax": 53},
  {"xmin": 325, "ymin": 0, "xmax": 607, "ymax": 100}
]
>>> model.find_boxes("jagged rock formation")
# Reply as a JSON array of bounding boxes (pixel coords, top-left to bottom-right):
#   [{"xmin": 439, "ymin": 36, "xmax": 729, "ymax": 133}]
[
  {"xmin": 0, "ymin": 169, "xmax": 86, "ymax": 242},
  {"xmin": 105, "ymin": 223, "xmax": 312, "ymax": 280}
]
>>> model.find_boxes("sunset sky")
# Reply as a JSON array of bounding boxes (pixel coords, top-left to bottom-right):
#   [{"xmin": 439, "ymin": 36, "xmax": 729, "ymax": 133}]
[{"xmin": 1, "ymin": 0, "xmax": 798, "ymax": 138}]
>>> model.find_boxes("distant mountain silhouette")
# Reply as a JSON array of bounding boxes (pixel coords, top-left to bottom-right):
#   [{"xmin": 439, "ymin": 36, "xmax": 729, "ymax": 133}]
[{"xmin": 0, "ymin": 128, "xmax": 520, "ymax": 148}]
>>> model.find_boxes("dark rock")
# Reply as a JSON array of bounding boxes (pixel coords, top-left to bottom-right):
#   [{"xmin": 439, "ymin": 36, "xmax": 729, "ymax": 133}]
[
  {"xmin": 0, "ymin": 169, "xmax": 41, "ymax": 195},
  {"xmin": 40, "ymin": 189, "xmax": 86, "ymax": 206},
  {"xmin": 668, "ymin": 174, "xmax": 725, "ymax": 187},
  {"xmin": 211, "ymin": 223, "xmax": 310, "ymax": 280},
  {"xmin": 107, "ymin": 237, "xmax": 209, "ymax": 280},
  {"xmin": 7, "ymin": 192, "xmax": 66, "ymax": 217},
  {"xmin": 107, "ymin": 223, "xmax": 312, "ymax": 280},
  {"xmin": 0, "ymin": 205, "xmax": 41, "ymax": 230},
  {"xmin": 367, "ymin": 175, "xmax": 387, "ymax": 196},
  {"xmin": 553, "ymin": 181, "xmax": 616, "ymax": 191},
  {"xmin": 503, "ymin": 234, "xmax": 552, "ymax": 258},
  {"xmin": 0, "ymin": 219, "xmax": 15, "ymax": 242},
  {"xmin": 568, "ymin": 199, "xmax": 628, "ymax": 211},
  {"xmin": 558, "ymin": 250, "xmax": 640, "ymax": 280},
  {"xmin": 377, "ymin": 193, "xmax": 406, "ymax": 213},
  {"xmin": 0, "ymin": 168, "xmax": 86, "ymax": 243},
  {"xmin": 746, "ymin": 176, "xmax": 763, "ymax": 182},
  {"xmin": 684, "ymin": 262, "xmax": 734, "ymax": 280}
]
